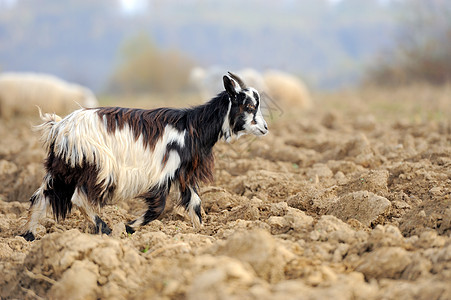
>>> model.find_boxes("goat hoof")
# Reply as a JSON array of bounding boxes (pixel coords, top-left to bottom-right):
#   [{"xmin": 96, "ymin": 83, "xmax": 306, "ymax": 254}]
[
  {"xmin": 102, "ymin": 225, "xmax": 112, "ymax": 235},
  {"xmin": 125, "ymin": 225, "xmax": 135, "ymax": 234},
  {"xmin": 21, "ymin": 231, "xmax": 35, "ymax": 241},
  {"xmin": 95, "ymin": 216, "xmax": 112, "ymax": 235},
  {"xmin": 95, "ymin": 225, "xmax": 112, "ymax": 235}
]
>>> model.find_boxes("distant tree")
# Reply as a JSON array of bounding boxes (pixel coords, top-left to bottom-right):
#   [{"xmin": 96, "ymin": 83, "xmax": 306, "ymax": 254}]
[
  {"xmin": 108, "ymin": 33, "xmax": 195, "ymax": 95},
  {"xmin": 365, "ymin": 0, "xmax": 451, "ymax": 86}
]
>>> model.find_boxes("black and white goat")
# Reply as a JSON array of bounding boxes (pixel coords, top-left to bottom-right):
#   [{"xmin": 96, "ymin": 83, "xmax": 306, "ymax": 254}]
[{"xmin": 21, "ymin": 72, "xmax": 268, "ymax": 241}]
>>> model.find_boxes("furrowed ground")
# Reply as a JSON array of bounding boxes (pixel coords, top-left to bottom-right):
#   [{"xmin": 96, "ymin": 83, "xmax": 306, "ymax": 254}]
[{"xmin": 1, "ymin": 85, "xmax": 451, "ymax": 299}]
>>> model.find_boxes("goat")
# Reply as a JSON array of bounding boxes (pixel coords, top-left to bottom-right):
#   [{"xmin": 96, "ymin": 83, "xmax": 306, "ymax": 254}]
[{"xmin": 21, "ymin": 72, "xmax": 268, "ymax": 241}]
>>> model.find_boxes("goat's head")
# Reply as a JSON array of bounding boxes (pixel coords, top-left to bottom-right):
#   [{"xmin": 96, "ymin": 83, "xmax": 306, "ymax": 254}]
[{"xmin": 223, "ymin": 72, "xmax": 268, "ymax": 138}]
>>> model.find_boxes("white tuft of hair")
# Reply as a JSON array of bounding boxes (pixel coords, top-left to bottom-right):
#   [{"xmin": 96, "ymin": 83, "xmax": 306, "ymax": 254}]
[{"xmin": 33, "ymin": 106, "xmax": 63, "ymax": 152}]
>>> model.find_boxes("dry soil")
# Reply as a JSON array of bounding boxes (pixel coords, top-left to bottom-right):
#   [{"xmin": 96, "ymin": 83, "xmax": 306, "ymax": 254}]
[{"xmin": 1, "ymin": 87, "xmax": 451, "ymax": 299}]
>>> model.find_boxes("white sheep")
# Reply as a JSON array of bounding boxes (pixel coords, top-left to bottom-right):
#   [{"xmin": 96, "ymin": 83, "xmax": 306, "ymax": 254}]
[
  {"xmin": 0, "ymin": 72, "xmax": 99, "ymax": 119},
  {"xmin": 263, "ymin": 70, "xmax": 312, "ymax": 109}
]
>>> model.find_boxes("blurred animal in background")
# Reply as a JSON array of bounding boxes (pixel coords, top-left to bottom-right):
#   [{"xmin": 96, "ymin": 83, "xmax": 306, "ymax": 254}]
[
  {"xmin": 263, "ymin": 70, "xmax": 312, "ymax": 110},
  {"xmin": 0, "ymin": 72, "xmax": 99, "ymax": 119},
  {"xmin": 190, "ymin": 67, "xmax": 312, "ymax": 110},
  {"xmin": 189, "ymin": 66, "xmax": 226, "ymax": 99}
]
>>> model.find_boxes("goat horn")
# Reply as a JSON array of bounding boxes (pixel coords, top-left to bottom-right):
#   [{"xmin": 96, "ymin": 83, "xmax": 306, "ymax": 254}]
[{"xmin": 228, "ymin": 72, "xmax": 247, "ymax": 89}]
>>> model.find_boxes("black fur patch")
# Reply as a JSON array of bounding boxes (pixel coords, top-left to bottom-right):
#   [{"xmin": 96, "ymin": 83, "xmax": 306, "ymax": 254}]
[
  {"xmin": 231, "ymin": 113, "xmax": 246, "ymax": 134},
  {"xmin": 44, "ymin": 145, "xmax": 109, "ymax": 221},
  {"xmin": 125, "ymin": 224, "xmax": 135, "ymax": 234},
  {"xmin": 29, "ymin": 193, "xmax": 39, "ymax": 205},
  {"xmin": 178, "ymin": 185, "xmax": 202, "ymax": 223},
  {"xmin": 194, "ymin": 203, "xmax": 202, "ymax": 224},
  {"xmin": 179, "ymin": 186, "xmax": 192, "ymax": 211},
  {"xmin": 21, "ymin": 231, "xmax": 35, "ymax": 241},
  {"xmin": 139, "ymin": 182, "xmax": 171, "ymax": 226},
  {"xmin": 95, "ymin": 215, "xmax": 112, "ymax": 235},
  {"xmin": 43, "ymin": 174, "xmax": 75, "ymax": 221}
]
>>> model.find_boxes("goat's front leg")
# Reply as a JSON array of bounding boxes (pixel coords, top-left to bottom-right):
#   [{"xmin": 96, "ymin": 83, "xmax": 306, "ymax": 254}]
[
  {"xmin": 71, "ymin": 187, "xmax": 111, "ymax": 235},
  {"xmin": 179, "ymin": 185, "xmax": 202, "ymax": 228},
  {"xmin": 126, "ymin": 184, "xmax": 169, "ymax": 234}
]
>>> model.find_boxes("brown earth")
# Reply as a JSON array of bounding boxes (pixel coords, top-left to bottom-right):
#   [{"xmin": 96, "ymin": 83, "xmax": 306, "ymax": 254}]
[{"xmin": 1, "ymin": 86, "xmax": 451, "ymax": 299}]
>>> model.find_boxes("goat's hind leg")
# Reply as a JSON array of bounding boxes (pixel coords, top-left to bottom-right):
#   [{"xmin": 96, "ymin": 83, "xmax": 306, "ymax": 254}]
[
  {"xmin": 71, "ymin": 187, "xmax": 111, "ymax": 235},
  {"xmin": 21, "ymin": 186, "xmax": 50, "ymax": 241},
  {"xmin": 22, "ymin": 173, "xmax": 76, "ymax": 241}
]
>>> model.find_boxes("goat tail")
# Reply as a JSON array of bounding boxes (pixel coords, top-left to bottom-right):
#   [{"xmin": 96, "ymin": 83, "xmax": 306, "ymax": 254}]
[
  {"xmin": 36, "ymin": 106, "xmax": 62, "ymax": 123},
  {"xmin": 34, "ymin": 106, "xmax": 62, "ymax": 151}
]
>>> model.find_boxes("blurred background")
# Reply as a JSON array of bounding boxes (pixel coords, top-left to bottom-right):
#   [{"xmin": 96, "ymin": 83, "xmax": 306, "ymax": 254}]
[{"xmin": 0, "ymin": 0, "xmax": 450, "ymax": 101}]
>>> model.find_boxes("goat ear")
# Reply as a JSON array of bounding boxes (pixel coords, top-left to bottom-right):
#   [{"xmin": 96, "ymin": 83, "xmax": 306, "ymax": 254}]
[{"xmin": 223, "ymin": 75, "xmax": 239, "ymax": 101}]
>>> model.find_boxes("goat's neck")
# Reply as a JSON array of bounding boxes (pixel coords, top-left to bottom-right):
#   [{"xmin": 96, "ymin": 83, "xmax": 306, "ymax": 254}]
[{"xmin": 189, "ymin": 92, "xmax": 231, "ymax": 150}]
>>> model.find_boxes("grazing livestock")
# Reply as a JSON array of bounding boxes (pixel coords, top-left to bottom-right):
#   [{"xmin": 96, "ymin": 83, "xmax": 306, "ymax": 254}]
[
  {"xmin": 263, "ymin": 70, "xmax": 312, "ymax": 109},
  {"xmin": 0, "ymin": 72, "xmax": 98, "ymax": 119},
  {"xmin": 21, "ymin": 72, "xmax": 268, "ymax": 241}
]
